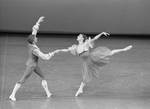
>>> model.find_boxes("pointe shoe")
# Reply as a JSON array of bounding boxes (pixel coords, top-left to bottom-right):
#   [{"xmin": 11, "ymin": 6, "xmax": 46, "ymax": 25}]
[
  {"xmin": 9, "ymin": 95, "xmax": 16, "ymax": 101},
  {"xmin": 75, "ymin": 90, "xmax": 83, "ymax": 97},
  {"xmin": 47, "ymin": 92, "xmax": 52, "ymax": 97},
  {"xmin": 124, "ymin": 45, "xmax": 132, "ymax": 51}
]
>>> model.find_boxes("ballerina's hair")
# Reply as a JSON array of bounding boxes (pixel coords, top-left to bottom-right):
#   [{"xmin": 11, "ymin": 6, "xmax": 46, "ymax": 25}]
[
  {"xmin": 82, "ymin": 34, "xmax": 87, "ymax": 42},
  {"xmin": 27, "ymin": 34, "xmax": 35, "ymax": 44}
]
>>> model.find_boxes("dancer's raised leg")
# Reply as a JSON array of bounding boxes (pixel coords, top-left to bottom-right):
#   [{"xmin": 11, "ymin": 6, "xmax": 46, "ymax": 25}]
[{"xmin": 111, "ymin": 45, "xmax": 132, "ymax": 55}]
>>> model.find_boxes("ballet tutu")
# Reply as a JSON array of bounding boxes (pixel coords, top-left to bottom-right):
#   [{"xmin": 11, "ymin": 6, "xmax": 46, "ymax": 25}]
[{"xmin": 79, "ymin": 46, "xmax": 111, "ymax": 83}]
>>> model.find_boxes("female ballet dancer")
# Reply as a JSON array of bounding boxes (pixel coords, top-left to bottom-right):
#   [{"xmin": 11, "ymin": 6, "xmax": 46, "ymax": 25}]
[
  {"xmin": 56, "ymin": 32, "xmax": 132, "ymax": 97},
  {"xmin": 9, "ymin": 16, "xmax": 57, "ymax": 101}
]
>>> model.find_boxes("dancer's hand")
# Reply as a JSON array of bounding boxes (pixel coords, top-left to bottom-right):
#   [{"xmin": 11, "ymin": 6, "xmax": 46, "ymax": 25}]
[
  {"xmin": 124, "ymin": 45, "xmax": 132, "ymax": 51},
  {"xmin": 101, "ymin": 32, "xmax": 109, "ymax": 36},
  {"xmin": 49, "ymin": 52, "xmax": 54, "ymax": 57},
  {"xmin": 37, "ymin": 16, "xmax": 45, "ymax": 24},
  {"xmin": 51, "ymin": 50, "xmax": 59, "ymax": 56},
  {"xmin": 54, "ymin": 50, "xmax": 59, "ymax": 53}
]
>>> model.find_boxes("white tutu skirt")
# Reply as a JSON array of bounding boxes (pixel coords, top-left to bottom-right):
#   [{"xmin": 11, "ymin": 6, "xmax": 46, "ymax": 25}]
[{"xmin": 79, "ymin": 46, "xmax": 111, "ymax": 83}]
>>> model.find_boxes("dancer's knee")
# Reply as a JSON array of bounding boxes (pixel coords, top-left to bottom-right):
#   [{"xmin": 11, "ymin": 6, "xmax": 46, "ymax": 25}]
[
  {"xmin": 41, "ymin": 76, "xmax": 45, "ymax": 80},
  {"xmin": 17, "ymin": 80, "xmax": 24, "ymax": 85},
  {"xmin": 18, "ymin": 78, "xmax": 27, "ymax": 84}
]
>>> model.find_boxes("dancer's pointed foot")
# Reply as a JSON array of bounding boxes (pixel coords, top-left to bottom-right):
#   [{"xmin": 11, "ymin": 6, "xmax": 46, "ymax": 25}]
[
  {"xmin": 9, "ymin": 95, "xmax": 16, "ymax": 101},
  {"xmin": 75, "ymin": 89, "xmax": 83, "ymax": 97},
  {"xmin": 47, "ymin": 92, "xmax": 52, "ymax": 97},
  {"xmin": 124, "ymin": 45, "xmax": 132, "ymax": 51}
]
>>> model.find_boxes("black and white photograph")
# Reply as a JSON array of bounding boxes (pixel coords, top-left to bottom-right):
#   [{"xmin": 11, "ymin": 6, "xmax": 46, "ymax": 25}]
[{"xmin": 0, "ymin": 0, "xmax": 150, "ymax": 109}]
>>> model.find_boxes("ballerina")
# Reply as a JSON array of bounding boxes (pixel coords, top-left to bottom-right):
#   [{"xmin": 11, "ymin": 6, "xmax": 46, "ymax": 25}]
[{"xmin": 56, "ymin": 32, "xmax": 132, "ymax": 97}]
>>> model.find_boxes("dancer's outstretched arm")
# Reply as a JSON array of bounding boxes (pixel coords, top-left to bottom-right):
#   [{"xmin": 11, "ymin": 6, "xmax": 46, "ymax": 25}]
[
  {"xmin": 53, "ymin": 44, "xmax": 77, "ymax": 55},
  {"xmin": 110, "ymin": 45, "xmax": 132, "ymax": 55},
  {"xmin": 32, "ymin": 16, "xmax": 45, "ymax": 36},
  {"xmin": 90, "ymin": 32, "xmax": 109, "ymax": 42},
  {"xmin": 33, "ymin": 49, "xmax": 55, "ymax": 60},
  {"xmin": 86, "ymin": 32, "xmax": 109, "ymax": 49},
  {"xmin": 56, "ymin": 48, "xmax": 70, "ymax": 53}
]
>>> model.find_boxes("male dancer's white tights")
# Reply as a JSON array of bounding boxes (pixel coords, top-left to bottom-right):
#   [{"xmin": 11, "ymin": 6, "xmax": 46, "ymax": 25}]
[{"xmin": 9, "ymin": 80, "xmax": 51, "ymax": 101}]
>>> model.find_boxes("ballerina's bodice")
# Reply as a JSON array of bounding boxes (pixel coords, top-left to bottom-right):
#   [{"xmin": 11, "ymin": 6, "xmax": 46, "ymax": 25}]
[{"xmin": 79, "ymin": 51, "xmax": 90, "ymax": 60}]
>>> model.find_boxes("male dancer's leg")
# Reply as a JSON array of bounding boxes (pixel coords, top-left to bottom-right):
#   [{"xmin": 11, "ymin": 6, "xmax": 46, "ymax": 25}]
[
  {"xmin": 34, "ymin": 66, "xmax": 52, "ymax": 97},
  {"xmin": 9, "ymin": 66, "xmax": 35, "ymax": 101}
]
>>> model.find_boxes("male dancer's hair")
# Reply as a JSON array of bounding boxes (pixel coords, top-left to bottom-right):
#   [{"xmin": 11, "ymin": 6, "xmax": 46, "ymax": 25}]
[{"xmin": 27, "ymin": 35, "xmax": 35, "ymax": 44}]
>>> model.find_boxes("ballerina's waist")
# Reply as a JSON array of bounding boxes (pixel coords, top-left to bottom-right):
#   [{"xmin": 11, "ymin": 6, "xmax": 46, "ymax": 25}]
[{"xmin": 78, "ymin": 51, "xmax": 89, "ymax": 56}]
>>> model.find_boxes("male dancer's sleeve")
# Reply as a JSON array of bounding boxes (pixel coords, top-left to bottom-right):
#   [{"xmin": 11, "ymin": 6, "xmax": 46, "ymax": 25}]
[
  {"xmin": 32, "ymin": 16, "xmax": 44, "ymax": 36},
  {"xmin": 33, "ymin": 49, "xmax": 53, "ymax": 60},
  {"xmin": 32, "ymin": 23, "xmax": 40, "ymax": 36}
]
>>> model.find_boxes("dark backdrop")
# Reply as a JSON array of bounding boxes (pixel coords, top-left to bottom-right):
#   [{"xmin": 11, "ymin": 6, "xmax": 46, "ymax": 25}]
[{"xmin": 0, "ymin": 0, "xmax": 150, "ymax": 34}]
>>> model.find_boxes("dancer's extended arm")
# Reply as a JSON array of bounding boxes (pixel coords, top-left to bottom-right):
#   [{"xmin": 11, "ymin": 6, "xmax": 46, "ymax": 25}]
[
  {"xmin": 56, "ymin": 48, "xmax": 70, "ymax": 52},
  {"xmin": 86, "ymin": 32, "xmax": 109, "ymax": 49},
  {"xmin": 33, "ymin": 48, "xmax": 55, "ymax": 60},
  {"xmin": 90, "ymin": 32, "xmax": 109, "ymax": 42},
  {"xmin": 53, "ymin": 44, "xmax": 77, "ymax": 55},
  {"xmin": 32, "ymin": 16, "xmax": 45, "ymax": 36}
]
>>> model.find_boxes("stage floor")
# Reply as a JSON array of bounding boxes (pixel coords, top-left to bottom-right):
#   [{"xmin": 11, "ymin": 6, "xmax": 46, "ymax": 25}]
[{"xmin": 1, "ymin": 34, "xmax": 150, "ymax": 109}]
